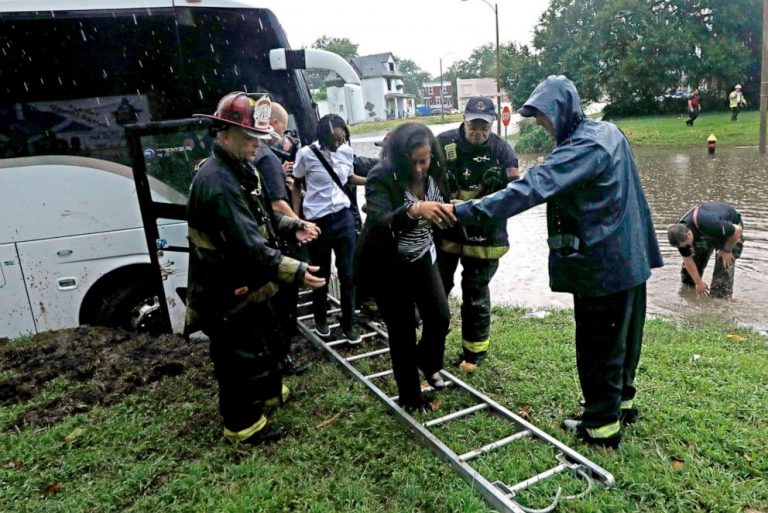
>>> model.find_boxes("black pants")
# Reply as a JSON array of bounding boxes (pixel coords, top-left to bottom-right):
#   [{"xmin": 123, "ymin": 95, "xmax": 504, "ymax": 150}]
[
  {"xmin": 374, "ymin": 252, "xmax": 450, "ymax": 406},
  {"xmin": 308, "ymin": 208, "xmax": 357, "ymax": 331},
  {"xmin": 437, "ymin": 251, "xmax": 499, "ymax": 348},
  {"xmin": 271, "ymin": 241, "xmax": 309, "ymax": 342},
  {"xmin": 731, "ymin": 106, "xmax": 741, "ymax": 121},
  {"xmin": 203, "ymin": 300, "xmax": 283, "ymax": 432},
  {"xmin": 686, "ymin": 106, "xmax": 700, "ymax": 125},
  {"xmin": 573, "ymin": 283, "xmax": 646, "ymax": 428},
  {"xmin": 681, "ymin": 239, "xmax": 743, "ymax": 298}
]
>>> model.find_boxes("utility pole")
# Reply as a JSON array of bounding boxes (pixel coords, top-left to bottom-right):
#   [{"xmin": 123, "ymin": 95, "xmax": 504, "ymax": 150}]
[
  {"xmin": 760, "ymin": 0, "xmax": 768, "ymax": 154},
  {"xmin": 440, "ymin": 57, "xmax": 445, "ymax": 125},
  {"xmin": 462, "ymin": 0, "xmax": 502, "ymax": 134},
  {"xmin": 494, "ymin": 2, "xmax": 501, "ymax": 136}
]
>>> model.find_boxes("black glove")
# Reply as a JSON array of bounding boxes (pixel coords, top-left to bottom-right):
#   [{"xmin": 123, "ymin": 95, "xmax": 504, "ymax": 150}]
[{"xmin": 481, "ymin": 167, "xmax": 505, "ymax": 192}]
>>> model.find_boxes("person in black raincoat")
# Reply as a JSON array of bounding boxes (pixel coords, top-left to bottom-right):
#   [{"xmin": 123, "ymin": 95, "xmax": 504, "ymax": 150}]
[
  {"xmin": 355, "ymin": 122, "xmax": 457, "ymax": 412},
  {"xmin": 453, "ymin": 76, "xmax": 663, "ymax": 448},
  {"xmin": 187, "ymin": 92, "xmax": 324, "ymax": 446}
]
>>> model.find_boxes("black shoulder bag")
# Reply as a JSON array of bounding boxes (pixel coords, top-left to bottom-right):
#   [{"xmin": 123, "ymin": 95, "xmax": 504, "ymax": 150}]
[{"xmin": 309, "ymin": 144, "xmax": 361, "ymax": 229}]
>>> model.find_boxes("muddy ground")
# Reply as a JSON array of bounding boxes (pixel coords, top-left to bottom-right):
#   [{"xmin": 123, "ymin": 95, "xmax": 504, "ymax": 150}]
[
  {"xmin": 0, "ymin": 327, "xmax": 214, "ymax": 431},
  {"xmin": 0, "ymin": 307, "xmax": 371, "ymax": 432}
]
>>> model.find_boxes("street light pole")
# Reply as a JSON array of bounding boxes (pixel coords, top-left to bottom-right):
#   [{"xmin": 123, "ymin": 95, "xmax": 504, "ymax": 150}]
[{"xmin": 462, "ymin": 0, "xmax": 502, "ymax": 135}]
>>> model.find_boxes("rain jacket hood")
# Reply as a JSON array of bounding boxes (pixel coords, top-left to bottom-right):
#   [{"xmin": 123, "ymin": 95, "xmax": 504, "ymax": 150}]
[{"xmin": 521, "ymin": 75, "xmax": 585, "ymax": 145}]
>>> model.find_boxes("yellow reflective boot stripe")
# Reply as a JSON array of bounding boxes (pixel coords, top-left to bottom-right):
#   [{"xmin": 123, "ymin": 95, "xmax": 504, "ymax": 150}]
[
  {"xmin": 620, "ymin": 399, "xmax": 633, "ymax": 410},
  {"xmin": 223, "ymin": 415, "xmax": 268, "ymax": 442},
  {"xmin": 265, "ymin": 384, "xmax": 290, "ymax": 407},
  {"xmin": 463, "ymin": 338, "xmax": 490, "ymax": 353},
  {"xmin": 458, "ymin": 189, "xmax": 478, "ymax": 201},
  {"xmin": 586, "ymin": 421, "xmax": 621, "ymax": 439}
]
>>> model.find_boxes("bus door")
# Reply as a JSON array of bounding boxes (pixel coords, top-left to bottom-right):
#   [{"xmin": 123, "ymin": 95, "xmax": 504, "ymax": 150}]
[{"xmin": 124, "ymin": 118, "xmax": 211, "ymax": 334}]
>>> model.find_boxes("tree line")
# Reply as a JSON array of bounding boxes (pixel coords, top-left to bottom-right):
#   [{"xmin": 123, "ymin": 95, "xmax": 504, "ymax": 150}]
[{"xmin": 306, "ymin": 0, "xmax": 761, "ymax": 117}]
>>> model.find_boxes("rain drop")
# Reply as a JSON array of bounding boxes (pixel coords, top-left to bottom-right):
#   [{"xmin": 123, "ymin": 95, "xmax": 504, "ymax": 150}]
[
  {"xmin": 132, "ymin": 14, "xmax": 138, "ymax": 25},
  {"xmin": 23, "ymin": 82, "xmax": 29, "ymax": 91},
  {"xmin": 80, "ymin": 29, "xmax": 87, "ymax": 41},
  {"xmin": 102, "ymin": 69, "xmax": 108, "ymax": 79},
  {"xmin": 198, "ymin": 89, "xmax": 204, "ymax": 100},
  {"xmin": 138, "ymin": 59, "xmax": 143, "ymax": 68},
  {"xmin": 210, "ymin": 43, "xmax": 215, "ymax": 53}
]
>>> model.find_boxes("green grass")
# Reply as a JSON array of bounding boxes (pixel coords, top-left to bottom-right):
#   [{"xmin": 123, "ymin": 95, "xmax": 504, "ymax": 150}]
[
  {"xmin": 610, "ymin": 110, "xmax": 759, "ymax": 148},
  {"xmin": 350, "ymin": 114, "xmax": 464, "ymax": 136},
  {"xmin": 1, "ymin": 308, "xmax": 766, "ymax": 512}
]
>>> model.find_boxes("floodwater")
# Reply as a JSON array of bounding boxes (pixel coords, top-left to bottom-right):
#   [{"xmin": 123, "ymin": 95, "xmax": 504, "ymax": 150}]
[{"xmin": 352, "ymin": 139, "xmax": 768, "ymax": 333}]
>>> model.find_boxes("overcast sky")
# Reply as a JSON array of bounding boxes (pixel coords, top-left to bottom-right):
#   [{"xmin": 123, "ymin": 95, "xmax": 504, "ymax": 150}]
[{"xmin": 258, "ymin": 0, "xmax": 551, "ymax": 77}]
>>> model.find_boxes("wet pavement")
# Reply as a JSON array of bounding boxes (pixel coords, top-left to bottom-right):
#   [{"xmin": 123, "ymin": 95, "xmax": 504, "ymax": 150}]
[{"xmin": 352, "ymin": 134, "xmax": 768, "ymax": 334}]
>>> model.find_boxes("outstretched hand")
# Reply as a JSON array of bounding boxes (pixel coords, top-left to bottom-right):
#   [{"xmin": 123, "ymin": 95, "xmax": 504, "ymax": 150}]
[
  {"xmin": 295, "ymin": 220, "xmax": 321, "ymax": 244},
  {"xmin": 695, "ymin": 281, "xmax": 710, "ymax": 296},
  {"xmin": 303, "ymin": 265, "xmax": 326, "ymax": 289}
]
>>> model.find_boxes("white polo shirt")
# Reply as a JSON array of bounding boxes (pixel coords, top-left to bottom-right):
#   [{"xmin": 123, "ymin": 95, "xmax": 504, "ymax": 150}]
[{"xmin": 293, "ymin": 142, "xmax": 354, "ymax": 221}]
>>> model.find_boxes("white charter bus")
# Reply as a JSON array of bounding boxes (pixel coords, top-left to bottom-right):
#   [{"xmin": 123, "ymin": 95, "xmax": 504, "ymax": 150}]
[{"xmin": 0, "ymin": 0, "xmax": 365, "ymax": 338}]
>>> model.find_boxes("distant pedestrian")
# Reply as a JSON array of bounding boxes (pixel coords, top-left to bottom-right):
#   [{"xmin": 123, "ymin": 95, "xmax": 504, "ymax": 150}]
[
  {"xmin": 685, "ymin": 89, "xmax": 701, "ymax": 126},
  {"xmin": 667, "ymin": 202, "xmax": 744, "ymax": 298},
  {"xmin": 729, "ymin": 85, "xmax": 747, "ymax": 121}
]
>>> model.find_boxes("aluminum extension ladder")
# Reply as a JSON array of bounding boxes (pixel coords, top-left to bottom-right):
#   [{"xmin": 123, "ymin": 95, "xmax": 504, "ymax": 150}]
[{"xmin": 295, "ymin": 291, "xmax": 615, "ymax": 513}]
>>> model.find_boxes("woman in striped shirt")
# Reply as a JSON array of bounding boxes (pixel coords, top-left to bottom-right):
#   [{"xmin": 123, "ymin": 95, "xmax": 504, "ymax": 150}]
[{"xmin": 355, "ymin": 123, "xmax": 458, "ymax": 412}]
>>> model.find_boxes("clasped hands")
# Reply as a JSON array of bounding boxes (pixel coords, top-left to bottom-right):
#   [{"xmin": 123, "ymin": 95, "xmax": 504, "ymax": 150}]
[{"xmin": 409, "ymin": 200, "xmax": 458, "ymax": 228}]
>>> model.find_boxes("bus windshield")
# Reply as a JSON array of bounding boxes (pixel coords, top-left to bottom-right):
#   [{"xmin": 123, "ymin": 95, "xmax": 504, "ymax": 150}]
[{"xmin": 0, "ymin": 4, "xmax": 316, "ymax": 194}]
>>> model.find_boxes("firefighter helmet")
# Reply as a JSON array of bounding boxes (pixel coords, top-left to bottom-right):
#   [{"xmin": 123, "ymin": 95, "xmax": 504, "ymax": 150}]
[
  {"xmin": 195, "ymin": 92, "xmax": 275, "ymax": 139},
  {"xmin": 735, "ymin": 84, "xmax": 742, "ymax": 90}
]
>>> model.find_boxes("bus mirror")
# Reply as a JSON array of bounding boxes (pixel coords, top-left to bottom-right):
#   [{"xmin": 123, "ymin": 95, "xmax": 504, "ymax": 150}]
[
  {"xmin": 270, "ymin": 48, "xmax": 361, "ymax": 86},
  {"xmin": 344, "ymin": 84, "xmax": 366, "ymax": 125}
]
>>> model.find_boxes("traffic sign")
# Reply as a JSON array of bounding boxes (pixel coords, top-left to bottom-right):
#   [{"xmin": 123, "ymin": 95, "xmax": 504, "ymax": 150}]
[{"xmin": 501, "ymin": 105, "xmax": 512, "ymax": 127}]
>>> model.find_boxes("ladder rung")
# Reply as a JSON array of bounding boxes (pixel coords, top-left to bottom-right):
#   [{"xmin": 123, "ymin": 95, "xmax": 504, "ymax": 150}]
[
  {"xmin": 326, "ymin": 339, "xmax": 348, "ymax": 347},
  {"xmin": 424, "ymin": 403, "xmax": 488, "ymax": 428},
  {"xmin": 345, "ymin": 347, "xmax": 390, "ymax": 362},
  {"xmin": 506, "ymin": 462, "xmax": 569, "ymax": 494},
  {"xmin": 297, "ymin": 308, "xmax": 341, "ymax": 321},
  {"xmin": 298, "ymin": 290, "xmax": 312, "ymax": 297},
  {"xmin": 297, "ymin": 301, "xmax": 313, "ymax": 307},
  {"xmin": 459, "ymin": 430, "xmax": 532, "ymax": 462},
  {"xmin": 366, "ymin": 369, "xmax": 394, "ymax": 379}
]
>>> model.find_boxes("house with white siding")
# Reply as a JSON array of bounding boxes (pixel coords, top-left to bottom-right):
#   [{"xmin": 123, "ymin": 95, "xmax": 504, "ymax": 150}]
[{"xmin": 326, "ymin": 53, "xmax": 415, "ymax": 123}]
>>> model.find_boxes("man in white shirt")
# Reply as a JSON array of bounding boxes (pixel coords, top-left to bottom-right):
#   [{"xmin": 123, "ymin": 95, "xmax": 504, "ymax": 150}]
[{"xmin": 293, "ymin": 114, "xmax": 366, "ymax": 344}]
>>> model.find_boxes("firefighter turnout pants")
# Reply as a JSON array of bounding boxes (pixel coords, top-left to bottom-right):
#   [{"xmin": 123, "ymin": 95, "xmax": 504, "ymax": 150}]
[{"xmin": 437, "ymin": 251, "xmax": 500, "ymax": 358}]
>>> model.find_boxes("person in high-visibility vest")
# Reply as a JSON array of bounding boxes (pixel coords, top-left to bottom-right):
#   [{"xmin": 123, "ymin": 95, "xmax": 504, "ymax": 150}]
[
  {"xmin": 729, "ymin": 84, "xmax": 748, "ymax": 121},
  {"xmin": 436, "ymin": 97, "xmax": 520, "ymax": 372}
]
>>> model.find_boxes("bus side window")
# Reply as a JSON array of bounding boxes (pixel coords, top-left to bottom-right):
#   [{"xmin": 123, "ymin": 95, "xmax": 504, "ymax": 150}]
[{"xmin": 0, "ymin": 9, "xmax": 182, "ymax": 164}]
